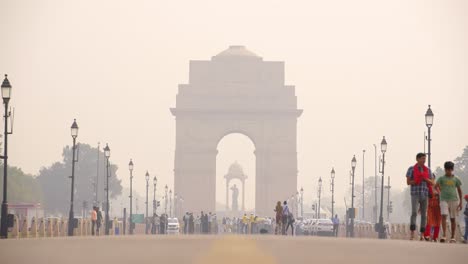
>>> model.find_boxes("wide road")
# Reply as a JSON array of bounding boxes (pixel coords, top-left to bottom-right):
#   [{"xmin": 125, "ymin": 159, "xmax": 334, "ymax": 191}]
[{"xmin": 0, "ymin": 235, "xmax": 465, "ymax": 264}]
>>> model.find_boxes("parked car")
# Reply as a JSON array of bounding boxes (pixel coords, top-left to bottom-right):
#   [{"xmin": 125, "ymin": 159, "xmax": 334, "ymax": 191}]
[
  {"xmin": 311, "ymin": 218, "xmax": 334, "ymax": 236},
  {"xmin": 167, "ymin": 218, "xmax": 180, "ymax": 235},
  {"xmin": 302, "ymin": 219, "xmax": 317, "ymax": 235}
]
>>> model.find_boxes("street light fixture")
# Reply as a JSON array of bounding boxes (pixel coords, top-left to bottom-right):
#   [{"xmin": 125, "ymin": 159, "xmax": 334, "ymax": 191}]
[
  {"xmin": 145, "ymin": 171, "xmax": 149, "ymax": 234},
  {"xmin": 129, "ymin": 159, "xmax": 134, "ymax": 235},
  {"xmin": 67, "ymin": 119, "xmax": 79, "ymax": 236},
  {"xmin": 318, "ymin": 177, "xmax": 322, "ymax": 219},
  {"xmin": 0, "ymin": 74, "xmax": 12, "ymax": 239},
  {"xmin": 378, "ymin": 136, "xmax": 388, "ymax": 239},
  {"xmin": 349, "ymin": 155, "xmax": 357, "ymax": 237},
  {"xmin": 330, "ymin": 168, "xmax": 335, "ymax": 218},
  {"xmin": 425, "ymin": 105, "xmax": 434, "ymax": 168},
  {"xmin": 103, "ymin": 143, "xmax": 111, "ymax": 235}
]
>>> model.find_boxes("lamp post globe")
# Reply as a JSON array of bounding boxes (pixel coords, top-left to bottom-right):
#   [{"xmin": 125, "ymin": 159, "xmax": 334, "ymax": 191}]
[
  {"xmin": 104, "ymin": 144, "xmax": 110, "ymax": 158},
  {"xmin": 1, "ymin": 74, "xmax": 12, "ymax": 102},
  {"xmin": 425, "ymin": 105, "xmax": 434, "ymax": 128}
]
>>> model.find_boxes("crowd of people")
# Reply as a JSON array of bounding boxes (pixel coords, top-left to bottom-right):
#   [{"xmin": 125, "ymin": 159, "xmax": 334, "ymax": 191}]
[{"xmin": 406, "ymin": 153, "xmax": 467, "ymax": 243}]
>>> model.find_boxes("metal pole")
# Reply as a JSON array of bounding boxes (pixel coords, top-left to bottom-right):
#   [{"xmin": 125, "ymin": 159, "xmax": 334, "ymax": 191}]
[
  {"xmin": 68, "ymin": 137, "xmax": 77, "ymax": 236},
  {"xmin": 331, "ymin": 177, "xmax": 335, "ymax": 218},
  {"xmin": 96, "ymin": 142, "xmax": 100, "ymax": 206},
  {"xmin": 301, "ymin": 191, "xmax": 304, "ymax": 218},
  {"xmin": 351, "ymin": 167, "xmax": 355, "ymax": 238},
  {"xmin": 0, "ymin": 101, "xmax": 9, "ymax": 238},
  {"xmin": 129, "ymin": 169, "xmax": 133, "ymax": 235},
  {"xmin": 105, "ymin": 158, "xmax": 110, "ymax": 235},
  {"xmin": 145, "ymin": 179, "xmax": 149, "ymax": 234},
  {"xmin": 362, "ymin": 150, "xmax": 365, "ymax": 221},
  {"xmin": 427, "ymin": 127, "xmax": 431, "ymax": 169},
  {"xmin": 373, "ymin": 144, "xmax": 377, "ymax": 223},
  {"xmin": 378, "ymin": 153, "xmax": 386, "ymax": 239},
  {"xmin": 386, "ymin": 176, "xmax": 391, "ymax": 221}
]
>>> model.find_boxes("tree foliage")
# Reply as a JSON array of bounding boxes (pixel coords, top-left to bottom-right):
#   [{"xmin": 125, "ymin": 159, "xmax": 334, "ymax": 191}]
[
  {"xmin": 0, "ymin": 164, "xmax": 43, "ymax": 204},
  {"xmin": 37, "ymin": 143, "xmax": 122, "ymax": 216}
]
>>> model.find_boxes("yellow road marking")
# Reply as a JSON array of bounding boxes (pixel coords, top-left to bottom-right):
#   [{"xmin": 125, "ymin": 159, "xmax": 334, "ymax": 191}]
[{"xmin": 196, "ymin": 236, "xmax": 277, "ymax": 264}]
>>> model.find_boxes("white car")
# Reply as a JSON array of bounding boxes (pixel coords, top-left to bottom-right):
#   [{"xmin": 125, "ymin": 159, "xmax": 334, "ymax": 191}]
[
  {"xmin": 167, "ymin": 218, "xmax": 180, "ymax": 234},
  {"xmin": 311, "ymin": 219, "xmax": 334, "ymax": 236}
]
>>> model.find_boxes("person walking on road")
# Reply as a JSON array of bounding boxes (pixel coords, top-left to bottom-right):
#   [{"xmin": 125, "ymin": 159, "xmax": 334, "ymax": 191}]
[
  {"xmin": 463, "ymin": 194, "xmax": 468, "ymax": 244},
  {"xmin": 406, "ymin": 153, "xmax": 434, "ymax": 240},
  {"xmin": 274, "ymin": 201, "xmax": 283, "ymax": 235},
  {"xmin": 332, "ymin": 214, "xmax": 340, "ymax": 237},
  {"xmin": 91, "ymin": 206, "xmax": 97, "ymax": 236},
  {"xmin": 96, "ymin": 207, "xmax": 103, "ymax": 236},
  {"xmin": 282, "ymin": 201, "xmax": 290, "ymax": 235},
  {"xmin": 423, "ymin": 189, "xmax": 441, "ymax": 242},
  {"xmin": 435, "ymin": 161, "xmax": 463, "ymax": 243},
  {"xmin": 285, "ymin": 211, "xmax": 295, "ymax": 236}
]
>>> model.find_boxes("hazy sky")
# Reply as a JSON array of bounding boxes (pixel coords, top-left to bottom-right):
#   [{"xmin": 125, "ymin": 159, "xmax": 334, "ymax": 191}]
[{"xmin": 1, "ymin": 0, "xmax": 467, "ymax": 210}]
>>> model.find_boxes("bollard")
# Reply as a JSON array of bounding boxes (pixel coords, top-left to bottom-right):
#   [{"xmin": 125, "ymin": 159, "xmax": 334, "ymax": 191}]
[
  {"xmin": 46, "ymin": 219, "xmax": 53, "ymax": 237},
  {"xmin": 10, "ymin": 215, "xmax": 19, "ymax": 239},
  {"xmin": 83, "ymin": 219, "xmax": 88, "ymax": 236},
  {"xmin": 76, "ymin": 219, "xmax": 82, "ymax": 236},
  {"xmin": 30, "ymin": 217, "xmax": 38, "ymax": 238},
  {"xmin": 61, "ymin": 219, "xmax": 67, "ymax": 237},
  {"xmin": 21, "ymin": 219, "xmax": 28, "ymax": 238},
  {"xmin": 53, "ymin": 218, "xmax": 60, "ymax": 237},
  {"xmin": 38, "ymin": 218, "xmax": 45, "ymax": 237}
]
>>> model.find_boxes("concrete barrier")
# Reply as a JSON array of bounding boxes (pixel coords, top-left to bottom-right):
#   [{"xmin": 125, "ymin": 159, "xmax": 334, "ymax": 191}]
[
  {"xmin": 21, "ymin": 219, "xmax": 28, "ymax": 238},
  {"xmin": 30, "ymin": 217, "xmax": 38, "ymax": 238},
  {"xmin": 10, "ymin": 215, "xmax": 19, "ymax": 239}
]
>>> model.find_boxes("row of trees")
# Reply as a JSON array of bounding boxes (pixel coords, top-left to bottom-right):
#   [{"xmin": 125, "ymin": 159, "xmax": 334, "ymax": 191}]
[{"xmin": 1, "ymin": 143, "xmax": 123, "ymax": 216}]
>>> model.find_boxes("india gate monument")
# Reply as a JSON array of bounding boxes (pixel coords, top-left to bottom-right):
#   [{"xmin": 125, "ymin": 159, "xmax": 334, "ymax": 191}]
[{"xmin": 171, "ymin": 46, "xmax": 302, "ymax": 216}]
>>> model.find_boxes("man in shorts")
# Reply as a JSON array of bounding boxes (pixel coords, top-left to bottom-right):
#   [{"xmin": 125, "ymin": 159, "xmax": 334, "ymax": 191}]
[{"xmin": 435, "ymin": 161, "xmax": 463, "ymax": 243}]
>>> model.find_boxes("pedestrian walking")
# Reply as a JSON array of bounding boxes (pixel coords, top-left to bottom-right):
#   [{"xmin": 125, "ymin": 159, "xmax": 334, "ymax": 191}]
[
  {"xmin": 274, "ymin": 201, "xmax": 283, "ymax": 235},
  {"xmin": 463, "ymin": 194, "xmax": 468, "ymax": 244},
  {"xmin": 332, "ymin": 214, "xmax": 340, "ymax": 237},
  {"xmin": 285, "ymin": 212, "xmax": 295, "ymax": 235},
  {"xmin": 91, "ymin": 206, "xmax": 97, "ymax": 236},
  {"xmin": 435, "ymin": 161, "xmax": 463, "ymax": 243},
  {"xmin": 423, "ymin": 189, "xmax": 441, "ymax": 242},
  {"xmin": 282, "ymin": 201, "xmax": 290, "ymax": 235},
  {"xmin": 406, "ymin": 153, "xmax": 434, "ymax": 240},
  {"xmin": 96, "ymin": 207, "xmax": 103, "ymax": 236}
]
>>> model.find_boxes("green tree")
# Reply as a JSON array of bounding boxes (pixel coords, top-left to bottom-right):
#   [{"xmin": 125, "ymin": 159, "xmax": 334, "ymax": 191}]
[
  {"xmin": 0, "ymin": 164, "xmax": 43, "ymax": 204},
  {"xmin": 37, "ymin": 143, "xmax": 122, "ymax": 216}
]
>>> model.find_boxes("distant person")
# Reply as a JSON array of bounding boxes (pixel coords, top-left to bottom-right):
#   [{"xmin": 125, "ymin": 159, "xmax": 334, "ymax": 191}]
[
  {"xmin": 183, "ymin": 212, "xmax": 189, "ymax": 234},
  {"xmin": 463, "ymin": 194, "xmax": 468, "ymax": 244},
  {"xmin": 96, "ymin": 207, "xmax": 103, "ymax": 236},
  {"xmin": 91, "ymin": 206, "xmax": 97, "ymax": 236},
  {"xmin": 332, "ymin": 214, "xmax": 340, "ymax": 237},
  {"xmin": 406, "ymin": 153, "xmax": 434, "ymax": 240},
  {"xmin": 189, "ymin": 213, "xmax": 195, "ymax": 234},
  {"xmin": 423, "ymin": 189, "xmax": 441, "ymax": 242},
  {"xmin": 285, "ymin": 211, "xmax": 295, "ymax": 236},
  {"xmin": 435, "ymin": 161, "xmax": 463, "ymax": 243},
  {"xmin": 274, "ymin": 201, "xmax": 283, "ymax": 235},
  {"xmin": 242, "ymin": 214, "xmax": 248, "ymax": 234},
  {"xmin": 282, "ymin": 201, "xmax": 290, "ymax": 235}
]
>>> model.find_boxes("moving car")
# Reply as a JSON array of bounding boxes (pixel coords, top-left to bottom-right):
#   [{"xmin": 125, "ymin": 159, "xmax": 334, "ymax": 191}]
[
  {"xmin": 167, "ymin": 218, "xmax": 180, "ymax": 235},
  {"xmin": 311, "ymin": 218, "xmax": 334, "ymax": 236}
]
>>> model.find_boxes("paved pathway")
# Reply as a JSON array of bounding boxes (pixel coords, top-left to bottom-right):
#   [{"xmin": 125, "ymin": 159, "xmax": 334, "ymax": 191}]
[{"xmin": 0, "ymin": 235, "xmax": 466, "ymax": 264}]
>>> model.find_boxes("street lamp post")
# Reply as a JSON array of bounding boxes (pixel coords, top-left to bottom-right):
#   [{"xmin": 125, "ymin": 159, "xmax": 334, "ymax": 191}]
[
  {"xmin": 300, "ymin": 187, "xmax": 304, "ymax": 218},
  {"xmin": 145, "ymin": 171, "xmax": 149, "ymax": 234},
  {"xmin": 350, "ymin": 155, "xmax": 357, "ymax": 237},
  {"xmin": 378, "ymin": 136, "xmax": 388, "ymax": 239},
  {"xmin": 295, "ymin": 191, "xmax": 299, "ymax": 219},
  {"xmin": 164, "ymin": 185, "xmax": 168, "ymax": 215},
  {"xmin": 318, "ymin": 177, "xmax": 322, "ymax": 219},
  {"xmin": 103, "ymin": 144, "xmax": 111, "ymax": 235},
  {"xmin": 330, "ymin": 168, "xmax": 335, "ymax": 218},
  {"xmin": 385, "ymin": 176, "xmax": 391, "ymax": 221},
  {"xmin": 153, "ymin": 176, "xmax": 157, "ymax": 216},
  {"xmin": 362, "ymin": 150, "xmax": 365, "ymax": 221},
  {"xmin": 0, "ymin": 75, "xmax": 12, "ymax": 239},
  {"xmin": 169, "ymin": 189, "xmax": 172, "ymax": 218},
  {"xmin": 373, "ymin": 144, "xmax": 378, "ymax": 224},
  {"xmin": 67, "ymin": 119, "xmax": 79, "ymax": 236},
  {"xmin": 128, "ymin": 159, "xmax": 134, "ymax": 235},
  {"xmin": 425, "ymin": 105, "xmax": 434, "ymax": 168}
]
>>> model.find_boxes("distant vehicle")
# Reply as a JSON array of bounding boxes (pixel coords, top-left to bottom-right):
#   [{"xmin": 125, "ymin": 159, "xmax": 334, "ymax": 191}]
[
  {"xmin": 302, "ymin": 219, "xmax": 317, "ymax": 235},
  {"xmin": 311, "ymin": 219, "xmax": 334, "ymax": 236},
  {"xmin": 167, "ymin": 218, "xmax": 180, "ymax": 235}
]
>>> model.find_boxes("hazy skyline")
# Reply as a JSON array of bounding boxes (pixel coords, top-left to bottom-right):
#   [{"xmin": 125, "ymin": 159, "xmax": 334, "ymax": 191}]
[{"xmin": 1, "ymin": 0, "xmax": 467, "ymax": 210}]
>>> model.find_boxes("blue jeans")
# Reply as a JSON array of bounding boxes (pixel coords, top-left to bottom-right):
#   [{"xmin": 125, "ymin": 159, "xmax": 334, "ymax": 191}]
[{"xmin": 464, "ymin": 217, "xmax": 468, "ymax": 241}]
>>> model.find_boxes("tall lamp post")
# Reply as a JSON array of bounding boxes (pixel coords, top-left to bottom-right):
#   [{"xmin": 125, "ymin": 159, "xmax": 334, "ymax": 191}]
[
  {"xmin": 425, "ymin": 105, "xmax": 434, "ymax": 168},
  {"xmin": 128, "ymin": 159, "xmax": 134, "ymax": 235},
  {"xmin": 378, "ymin": 136, "xmax": 388, "ymax": 239},
  {"xmin": 350, "ymin": 155, "xmax": 357, "ymax": 237},
  {"xmin": 295, "ymin": 191, "xmax": 299, "ymax": 219},
  {"xmin": 103, "ymin": 144, "xmax": 111, "ymax": 235},
  {"xmin": 362, "ymin": 150, "xmax": 365, "ymax": 220},
  {"xmin": 318, "ymin": 177, "xmax": 322, "ymax": 219},
  {"xmin": 0, "ymin": 75, "xmax": 12, "ymax": 239},
  {"xmin": 153, "ymin": 176, "xmax": 157, "ymax": 215},
  {"xmin": 300, "ymin": 187, "xmax": 304, "ymax": 218},
  {"xmin": 164, "ymin": 185, "xmax": 168, "ymax": 215},
  {"xmin": 385, "ymin": 176, "xmax": 391, "ymax": 221},
  {"xmin": 169, "ymin": 189, "xmax": 172, "ymax": 217},
  {"xmin": 330, "ymin": 168, "xmax": 335, "ymax": 218},
  {"xmin": 67, "ymin": 119, "xmax": 79, "ymax": 236},
  {"xmin": 145, "ymin": 171, "xmax": 149, "ymax": 234}
]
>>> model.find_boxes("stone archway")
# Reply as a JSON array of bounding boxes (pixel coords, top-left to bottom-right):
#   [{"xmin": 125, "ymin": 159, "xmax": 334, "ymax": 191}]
[{"xmin": 171, "ymin": 46, "xmax": 302, "ymax": 216}]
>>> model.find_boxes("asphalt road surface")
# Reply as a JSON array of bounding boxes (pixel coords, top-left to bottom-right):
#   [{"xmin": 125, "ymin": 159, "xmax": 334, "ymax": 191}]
[{"xmin": 0, "ymin": 235, "xmax": 466, "ymax": 264}]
